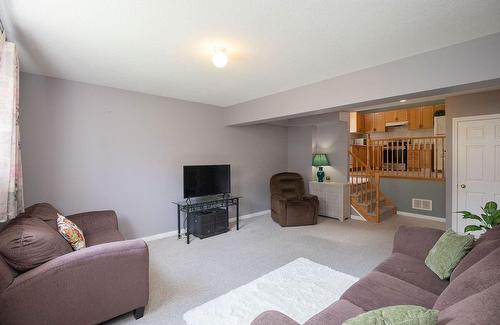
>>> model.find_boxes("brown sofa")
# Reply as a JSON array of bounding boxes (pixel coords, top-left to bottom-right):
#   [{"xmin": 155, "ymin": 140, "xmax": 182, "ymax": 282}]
[
  {"xmin": 270, "ymin": 172, "xmax": 319, "ymax": 227},
  {"xmin": 0, "ymin": 203, "xmax": 149, "ymax": 325},
  {"xmin": 252, "ymin": 225, "xmax": 500, "ymax": 325}
]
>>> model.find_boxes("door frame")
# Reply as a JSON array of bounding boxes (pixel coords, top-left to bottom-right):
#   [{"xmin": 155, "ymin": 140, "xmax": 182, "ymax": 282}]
[{"xmin": 452, "ymin": 113, "xmax": 500, "ymax": 232}]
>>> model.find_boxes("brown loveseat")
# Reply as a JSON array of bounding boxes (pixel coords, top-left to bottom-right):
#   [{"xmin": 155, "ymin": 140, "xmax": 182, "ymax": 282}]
[
  {"xmin": 252, "ymin": 225, "xmax": 500, "ymax": 325},
  {"xmin": 270, "ymin": 172, "xmax": 319, "ymax": 227},
  {"xmin": 0, "ymin": 203, "xmax": 149, "ymax": 325}
]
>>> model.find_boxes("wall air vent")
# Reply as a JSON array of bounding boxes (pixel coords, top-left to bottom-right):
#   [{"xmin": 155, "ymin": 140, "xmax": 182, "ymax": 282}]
[{"xmin": 412, "ymin": 198, "xmax": 432, "ymax": 211}]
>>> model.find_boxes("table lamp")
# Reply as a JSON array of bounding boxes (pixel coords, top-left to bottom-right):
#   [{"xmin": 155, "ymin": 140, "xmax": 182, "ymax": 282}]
[{"xmin": 312, "ymin": 153, "xmax": 330, "ymax": 182}]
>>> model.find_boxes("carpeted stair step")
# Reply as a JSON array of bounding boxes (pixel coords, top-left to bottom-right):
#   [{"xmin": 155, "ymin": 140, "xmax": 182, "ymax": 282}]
[
  {"xmin": 365, "ymin": 205, "xmax": 395, "ymax": 219},
  {"xmin": 356, "ymin": 198, "xmax": 386, "ymax": 211}
]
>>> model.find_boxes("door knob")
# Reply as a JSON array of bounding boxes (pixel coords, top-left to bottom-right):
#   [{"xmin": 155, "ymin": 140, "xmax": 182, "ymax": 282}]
[{"xmin": 460, "ymin": 184, "xmax": 466, "ymax": 189}]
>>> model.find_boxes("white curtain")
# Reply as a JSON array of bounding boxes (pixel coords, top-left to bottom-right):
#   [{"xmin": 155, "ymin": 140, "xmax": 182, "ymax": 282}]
[{"xmin": 0, "ymin": 30, "xmax": 23, "ymax": 222}]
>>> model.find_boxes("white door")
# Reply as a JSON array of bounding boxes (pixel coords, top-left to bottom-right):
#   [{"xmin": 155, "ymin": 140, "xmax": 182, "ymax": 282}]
[{"xmin": 454, "ymin": 115, "xmax": 500, "ymax": 235}]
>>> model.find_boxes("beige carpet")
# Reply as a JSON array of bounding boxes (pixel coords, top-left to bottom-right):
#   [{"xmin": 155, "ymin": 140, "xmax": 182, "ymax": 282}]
[{"xmin": 106, "ymin": 214, "xmax": 444, "ymax": 325}]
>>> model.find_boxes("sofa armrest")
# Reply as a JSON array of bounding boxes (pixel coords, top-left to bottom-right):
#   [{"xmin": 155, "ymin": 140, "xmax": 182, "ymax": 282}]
[
  {"xmin": 393, "ymin": 225, "xmax": 445, "ymax": 260},
  {"xmin": 301, "ymin": 194, "xmax": 319, "ymax": 224},
  {"xmin": 271, "ymin": 195, "xmax": 287, "ymax": 210},
  {"xmin": 251, "ymin": 311, "xmax": 300, "ymax": 325},
  {"xmin": 0, "ymin": 239, "xmax": 149, "ymax": 325},
  {"xmin": 67, "ymin": 210, "xmax": 119, "ymax": 235}
]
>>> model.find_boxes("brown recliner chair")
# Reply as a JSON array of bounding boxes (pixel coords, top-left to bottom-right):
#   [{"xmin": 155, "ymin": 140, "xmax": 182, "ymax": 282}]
[{"xmin": 270, "ymin": 172, "xmax": 319, "ymax": 227}]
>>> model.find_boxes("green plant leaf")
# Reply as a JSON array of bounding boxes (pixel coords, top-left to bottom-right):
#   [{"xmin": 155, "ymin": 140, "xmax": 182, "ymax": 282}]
[
  {"xmin": 434, "ymin": 109, "xmax": 445, "ymax": 117},
  {"xmin": 485, "ymin": 201, "xmax": 498, "ymax": 212},
  {"xmin": 461, "ymin": 213, "xmax": 482, "ymax": 221},
  {"xmin": 484, "ymin": 213, "xmax": 494, "ymax": 226},
  {"xmin": 464, "ymin": 225, "xmax": 483, "ymax": 233},
  {"xmin": 493, "ymin": 211, "xmax": 500, "ymax": 225}
]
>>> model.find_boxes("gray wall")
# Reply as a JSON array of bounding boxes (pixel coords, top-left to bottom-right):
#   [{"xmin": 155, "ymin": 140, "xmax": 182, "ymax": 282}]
[
  {"xmin": 313, "ymin": 122, "xmax": 349, "ymax": 183},
  {"xmin": 286, "ymin": 114, "xmax": 349, "ymax": 186},
  {"xmin": 380, "ymin": 179, "xmax": 445, "ymax": 218},
  {"xmin": 227, "ymin": 33, "xmax": 500, "ymax": 125},
  {"xmin": 445, "ymin": 89, "xmax": 500, "ymax": 228},
  {"xmin": 20, "ymin": 73, "xmax": 288, "ymax": 239},
  {"xmin": 287, "ymin": 126, "xmax": 314, "ymax": 186}
]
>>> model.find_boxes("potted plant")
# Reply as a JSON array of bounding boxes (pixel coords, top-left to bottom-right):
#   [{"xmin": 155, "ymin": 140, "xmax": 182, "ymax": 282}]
[
  {"xmin": 457, "ymin": 201, "xmax": 500, "ymax": 233},
  {"xmin": 433, "ymin": 109, "xmax": 445, "ymax": 117}
]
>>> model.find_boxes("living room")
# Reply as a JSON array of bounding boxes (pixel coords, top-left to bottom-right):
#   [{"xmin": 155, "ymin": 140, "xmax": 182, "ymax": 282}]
[{"xmin": 1, "ymin": 2, "xmax": 500, "ymax": 325}]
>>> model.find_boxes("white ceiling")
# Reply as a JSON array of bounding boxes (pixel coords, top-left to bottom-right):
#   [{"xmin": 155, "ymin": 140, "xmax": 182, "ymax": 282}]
[{"xmin": 2, "ymin": 0, "xmax": 500, "ymax": 107}]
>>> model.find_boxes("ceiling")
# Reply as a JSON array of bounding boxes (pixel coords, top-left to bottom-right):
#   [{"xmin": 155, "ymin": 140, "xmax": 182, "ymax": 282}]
[{"xmin": 2, "ymin": 1, "xmax": 500, "ymax": 107}]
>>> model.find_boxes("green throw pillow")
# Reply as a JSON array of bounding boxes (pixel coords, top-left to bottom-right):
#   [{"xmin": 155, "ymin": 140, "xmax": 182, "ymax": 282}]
[
  {"xmin": 425, "ymin": 229, "xmax": 474, "ymax": 280},
  {"xmin": 343, "ymin": 305, "xmax": 438, "ymax": 325}
]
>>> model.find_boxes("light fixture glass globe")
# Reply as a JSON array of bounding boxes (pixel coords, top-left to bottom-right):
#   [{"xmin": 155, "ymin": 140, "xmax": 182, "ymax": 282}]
[{"xmin": 212, "ymin": 47, "xmax": 228, "ymax": 68}]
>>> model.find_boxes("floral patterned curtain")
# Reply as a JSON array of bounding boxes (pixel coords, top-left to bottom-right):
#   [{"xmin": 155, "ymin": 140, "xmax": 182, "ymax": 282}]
[{"xmin": 0, "ymin": 30, "xmax": 24, "ymax": 222}]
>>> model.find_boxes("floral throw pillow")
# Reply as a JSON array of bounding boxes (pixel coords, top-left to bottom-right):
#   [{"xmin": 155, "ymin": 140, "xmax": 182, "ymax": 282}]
[{"xmin": 57, "ymin": 214, "xmax": 86, "ymax": 250}]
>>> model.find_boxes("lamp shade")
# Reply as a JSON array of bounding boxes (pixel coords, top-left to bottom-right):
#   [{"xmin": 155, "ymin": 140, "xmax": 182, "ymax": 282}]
[{"xmin": 312, "ymin": 153, "xmax": 330, "ymax": 167}]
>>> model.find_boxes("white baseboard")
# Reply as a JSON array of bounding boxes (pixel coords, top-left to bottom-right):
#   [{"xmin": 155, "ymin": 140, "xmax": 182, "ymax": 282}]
[
  {"xmin": 397, "ymin": 211, "xmax": 446, "ymax": 223},
  {"xmin": 349, "ymin": 211, "xmax": 445, "ymax": 223},
  {"xmin": 141, "ymin": 229, "xmax": 180, "ymax": 242},
  {"xmin": 141, "ymin": 209, "xmax": 270, "ymax": 242},
  {"xmin": 234, "ymin": 209, "xmax": 270, "ymax": 221}
]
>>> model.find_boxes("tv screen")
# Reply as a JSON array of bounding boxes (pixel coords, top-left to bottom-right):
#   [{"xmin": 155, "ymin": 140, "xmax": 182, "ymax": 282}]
[{"xmin": 183, "ymin": 165, "xmax": 231, "ymax": 198}]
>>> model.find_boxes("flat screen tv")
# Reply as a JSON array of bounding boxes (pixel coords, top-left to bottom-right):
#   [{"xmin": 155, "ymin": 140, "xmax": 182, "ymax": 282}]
[{"xmin": 183, "ymin": 164, "xmax": 231, "ymax": 198}]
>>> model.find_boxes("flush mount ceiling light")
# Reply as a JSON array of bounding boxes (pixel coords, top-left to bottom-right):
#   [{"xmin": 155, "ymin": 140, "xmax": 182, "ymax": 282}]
[
  {"xmin": 399, "ymin": 99, "xmax": 407, "ymax": 103},
  {"xmin": 212, "ymin": 47, "xmax": 228, "ymax": 68}
]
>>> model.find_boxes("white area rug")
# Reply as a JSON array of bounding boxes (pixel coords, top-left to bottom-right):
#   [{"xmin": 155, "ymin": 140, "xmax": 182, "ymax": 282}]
[{"xmin": 183, "ymin": 257, "xmax": 358, "ymax": 325}]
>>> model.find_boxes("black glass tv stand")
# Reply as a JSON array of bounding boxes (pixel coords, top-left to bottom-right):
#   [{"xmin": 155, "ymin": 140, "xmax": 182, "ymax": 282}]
[{"xmin": 173, "ymin": 194, "xmax": 241, "ymax": 244}]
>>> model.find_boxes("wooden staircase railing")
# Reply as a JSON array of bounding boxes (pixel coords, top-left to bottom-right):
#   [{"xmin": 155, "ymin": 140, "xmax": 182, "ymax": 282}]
[
  {"xmin": 349, "ymin": 151, "xmax": 396, "ymax": 223},
  {"xmin": 367, "ymin": 134, "xmax": 446, "ymax": 180}
]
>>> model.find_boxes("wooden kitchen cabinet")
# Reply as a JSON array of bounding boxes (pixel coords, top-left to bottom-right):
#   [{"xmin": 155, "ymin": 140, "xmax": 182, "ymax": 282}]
[
  {"xmin": 349, "ymin": 112, "xmax": 365, "ymax": 133},
  {"xmin": 358, "ymin": 104, "xmax": 444, "ymax": 134},
  {"xmin": 421, "ymin": 106, "xmax": 434, "ymax": 129},
  {"xmin": 408, "ymin": 106, "xmax": 434, "ymax": 130},
  {"xmin": 384, "ymin": 109, "xmax": 408, "ymax": 123},
  {"xmin": 356, "ymin": 113, "xmax": 364, "ymax": 133},
  {"xmin": 408, "ymin": 109, "xmax": 419, "ymax": 129},
  {"xmin": 374, "ymin": 112, "xmax": 385, "ymax": 132},
  {"xmin": 364, "ymin": 112, "xmax": 386, "ymax": 132},
  {"xmin": 364, "ymin": 113, "xmax": 373, "ymax": 133}
]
